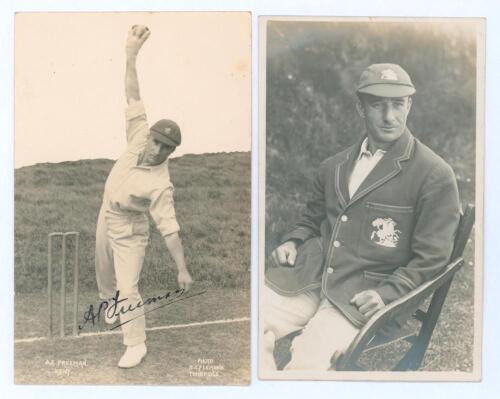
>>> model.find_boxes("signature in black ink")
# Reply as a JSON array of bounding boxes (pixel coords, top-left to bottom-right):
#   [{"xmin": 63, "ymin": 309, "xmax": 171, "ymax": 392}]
[{"xmin": 78, "ymin": 288, "xmax": 206, "ymax": 332}]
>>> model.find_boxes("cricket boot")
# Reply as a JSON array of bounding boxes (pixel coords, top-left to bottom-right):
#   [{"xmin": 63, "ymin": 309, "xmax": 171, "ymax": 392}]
[{"xmin": 118, "ymin": 343, "xmax": 147, "ymax": 368}]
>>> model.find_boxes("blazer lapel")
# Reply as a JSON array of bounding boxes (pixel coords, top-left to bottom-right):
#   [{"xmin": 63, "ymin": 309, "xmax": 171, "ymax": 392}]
[
  {"xmin": 347, "ymin": 129, "xmax": 415, "ymax": 207},
  {"xmin": 335, "ymin": 139, "xmax": 363, "ymax": 209}
]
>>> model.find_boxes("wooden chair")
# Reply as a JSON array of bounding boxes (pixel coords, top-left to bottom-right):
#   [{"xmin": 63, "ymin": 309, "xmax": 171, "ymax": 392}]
[{"xmin": 275, "ymin": 204, "xmax": 475, "ymax": 371}]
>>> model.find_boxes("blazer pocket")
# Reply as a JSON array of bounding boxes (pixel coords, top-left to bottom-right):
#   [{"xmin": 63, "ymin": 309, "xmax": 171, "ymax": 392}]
[
  {"xmin": 359, "ymin": 202, "xmax": 415, "ymax": 263},
  {"xmin": 365, "ymin": 202, "xmax": 414, "ymax": 213}
]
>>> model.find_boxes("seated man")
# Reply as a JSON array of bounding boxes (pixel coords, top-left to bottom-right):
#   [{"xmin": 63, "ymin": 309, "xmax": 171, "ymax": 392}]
[{"xmin": 263, "ymin": 63, "xmax": 461, "ymax": 371}]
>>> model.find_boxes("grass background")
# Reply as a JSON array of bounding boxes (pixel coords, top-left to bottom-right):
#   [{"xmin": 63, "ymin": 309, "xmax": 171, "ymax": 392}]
[
  {"xmin": 15, "ymin": 151, "xmax": 251, "ymax": 294},
  {"xmin": 14, "ymin": 151, "xmax": 250, "ymax": 384},
  {"xmin": 265, "ymin": 21, "xmax": 477, "ymax": 371}
]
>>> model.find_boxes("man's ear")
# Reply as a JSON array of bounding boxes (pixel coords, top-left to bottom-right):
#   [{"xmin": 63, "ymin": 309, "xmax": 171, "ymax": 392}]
[
  {"xmin": 407, "ymin": 96, "xmax": 412, "ymax": 112},
  {"xmin": 356, "ymin": 100, "xmax": 365, "ymax": 118}
]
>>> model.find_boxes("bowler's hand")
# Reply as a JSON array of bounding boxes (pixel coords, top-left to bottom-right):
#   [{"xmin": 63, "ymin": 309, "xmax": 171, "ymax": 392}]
[
  {"xmin": 177, "ymin": 269, "xmax": 193, "ymax": 292},
  {"xmin": 271, "ymin": 241, "xmax": 298, "ymax": 267},
  {"xmin": 350, "ymin": 290, "xmax": 385, "ymax": 318},
  {"xmin": 126, "ymin": 25, "xmax": 151, "ymax": 58}
]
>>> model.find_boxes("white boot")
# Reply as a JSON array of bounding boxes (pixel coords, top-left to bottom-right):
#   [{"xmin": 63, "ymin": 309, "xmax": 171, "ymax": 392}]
[{"xmin": 118, "ymin": 343, "xmax": 147, "ymax": 368}]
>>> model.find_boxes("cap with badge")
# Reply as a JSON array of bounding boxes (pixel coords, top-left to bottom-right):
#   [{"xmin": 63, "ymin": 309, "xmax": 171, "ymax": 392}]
[
  {"xmin": 150, "ymin": 119, "xmax": 182, "ymax": 147},
  {"xmin": 356, "ymin": 63, "xmax": 416, "ymax": 98}
]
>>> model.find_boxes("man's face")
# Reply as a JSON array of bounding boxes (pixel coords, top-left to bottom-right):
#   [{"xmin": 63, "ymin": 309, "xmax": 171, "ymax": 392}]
[
  {"xmin": 141, "ymin": 136, "xmax": 176, "ymax": 166},
  {"xmin": 357, "ymin": 94, "xmax": 412, "ymax": 146}
]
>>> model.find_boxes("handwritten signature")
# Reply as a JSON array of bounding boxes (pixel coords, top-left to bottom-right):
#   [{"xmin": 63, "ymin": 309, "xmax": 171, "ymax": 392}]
[{"xmin": 78, "ymin": 288, "xmax": 206, "ymax": 332}]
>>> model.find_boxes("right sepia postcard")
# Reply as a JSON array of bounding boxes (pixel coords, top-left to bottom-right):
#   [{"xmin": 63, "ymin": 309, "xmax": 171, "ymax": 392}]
[{"xmin": 259, "ymin": 16, "xmax": 484, "ymax": 381}]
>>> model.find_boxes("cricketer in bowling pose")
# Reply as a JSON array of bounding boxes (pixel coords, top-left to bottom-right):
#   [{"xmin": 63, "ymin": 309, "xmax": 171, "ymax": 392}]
[
  {"xmin": 95, "ymin": 25, "xmax": 193, "ymax": 368},
  {"xmin": 263, "ymin": 63, "xmax": 461, "ymax": 371}
]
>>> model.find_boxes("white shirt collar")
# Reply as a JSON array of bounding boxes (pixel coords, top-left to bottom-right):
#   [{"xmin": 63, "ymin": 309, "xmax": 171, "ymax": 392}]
[{"xmin": 357, "ymin": 137, "xmax": 386, "ymax": 161}]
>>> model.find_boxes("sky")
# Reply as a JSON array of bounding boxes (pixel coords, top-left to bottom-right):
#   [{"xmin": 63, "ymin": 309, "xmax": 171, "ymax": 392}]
[{"xmin": 14, "ymin": 12, "xmax": 251, "ymax": 168}]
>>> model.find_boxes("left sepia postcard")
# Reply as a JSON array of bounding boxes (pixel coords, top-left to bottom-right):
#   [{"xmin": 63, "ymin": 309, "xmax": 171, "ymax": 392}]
[{"xmin": 14, "ymin": 12, "xmax": 251, "ymax": 385}]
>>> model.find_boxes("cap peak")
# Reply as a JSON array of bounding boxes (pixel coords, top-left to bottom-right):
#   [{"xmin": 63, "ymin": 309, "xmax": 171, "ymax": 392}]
[{"xmin": 357, "ymin": 63, "xmax": 415, "ymax": 98}]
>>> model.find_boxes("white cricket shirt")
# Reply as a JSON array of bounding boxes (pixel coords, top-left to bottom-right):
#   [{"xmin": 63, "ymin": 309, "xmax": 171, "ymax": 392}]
[{"xmin": 348, "ymin": 137, "xmax": 386, "ymax": 199}]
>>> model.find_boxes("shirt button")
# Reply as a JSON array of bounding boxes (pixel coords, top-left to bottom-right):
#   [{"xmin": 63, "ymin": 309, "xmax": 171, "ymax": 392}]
[
  {"xmin": 341, "ymin": 215, "xmax": 348, "ymax": 222},
  {"xmin": 333, "ymin": 240, "xmax": 340, "ymax": 248},
  {"xmin": 327, "ymin": 267, "xmax": 334, "ymax": 274}
]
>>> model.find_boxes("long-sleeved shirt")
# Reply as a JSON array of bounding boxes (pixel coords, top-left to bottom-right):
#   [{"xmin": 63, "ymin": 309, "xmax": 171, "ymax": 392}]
[{"xmin": 103, "ymin": 101, "xmax": 180, "ymax": 236}]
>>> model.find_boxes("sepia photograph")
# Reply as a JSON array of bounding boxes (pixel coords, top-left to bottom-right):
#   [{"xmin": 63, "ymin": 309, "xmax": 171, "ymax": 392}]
[
  {"xmin": 14, "ymin": 12, "xmax": 251, "ymax": 385},
  {"xmin": 259, "ymin": 17, "xmax": 484, "ymax": 380}
]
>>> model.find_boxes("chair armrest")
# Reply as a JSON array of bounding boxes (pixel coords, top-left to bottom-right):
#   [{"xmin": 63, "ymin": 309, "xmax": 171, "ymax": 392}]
[{"xmin": 336, "ymin": 257, "xmax": 465, "ymax": 370}]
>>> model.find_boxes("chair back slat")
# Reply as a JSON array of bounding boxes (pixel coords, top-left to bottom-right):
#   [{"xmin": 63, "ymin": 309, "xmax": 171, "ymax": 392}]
[{"xmin": 451, "ymin": 204, "xmax": 475, "ymax": 260}]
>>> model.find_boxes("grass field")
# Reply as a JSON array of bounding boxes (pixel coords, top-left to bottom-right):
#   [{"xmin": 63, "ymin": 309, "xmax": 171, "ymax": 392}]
[
  {"xmin": 14, "ymin": 288, "xmax": 250, "ymax": 385},
  {"xmin": 15, "ymin": 152, "xmax": 250, "ymax": 293},
  {"xmin": 14, "ymin": 152, "xmax": 251, "ymax": 384}
]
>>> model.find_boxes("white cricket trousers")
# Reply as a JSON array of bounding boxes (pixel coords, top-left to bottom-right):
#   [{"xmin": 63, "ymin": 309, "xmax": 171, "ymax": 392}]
[
  {"xmin": 262, "ymin": 285, "xmax": 359, "ymax": 371},
  {"xmin": 95, "ymin": 204, "xmax": 149, "ymax": 346}
]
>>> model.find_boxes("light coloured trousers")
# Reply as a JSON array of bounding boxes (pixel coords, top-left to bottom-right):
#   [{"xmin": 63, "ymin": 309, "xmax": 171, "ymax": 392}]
[
  {"xmin": 95, "ymin": 204, "xmax": 149, "ymax": 346},
  {"xmin": 262, "ymin": 286, "xmax": 359, "ymax": 371}
]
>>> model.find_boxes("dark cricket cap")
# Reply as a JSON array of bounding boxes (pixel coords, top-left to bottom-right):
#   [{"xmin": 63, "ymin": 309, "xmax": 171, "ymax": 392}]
[
  {"xmin": 356, "ymin": 63, "xmax": 416, "ymax": 98},
  {"xmin": 150, "ymin": 119, "xmax": 182, "ymax": 147}
]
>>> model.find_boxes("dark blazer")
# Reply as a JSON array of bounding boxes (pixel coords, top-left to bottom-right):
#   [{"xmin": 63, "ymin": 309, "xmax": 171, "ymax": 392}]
[{"xmin": 266, "ymin": 129, "xmax": 461, "ymax": 329}]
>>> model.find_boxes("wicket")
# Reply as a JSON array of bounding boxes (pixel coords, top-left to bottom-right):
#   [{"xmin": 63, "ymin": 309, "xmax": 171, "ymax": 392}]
[{"xmin": 47, "ymin": 231, "xmax": 80, "ymax": 339}]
